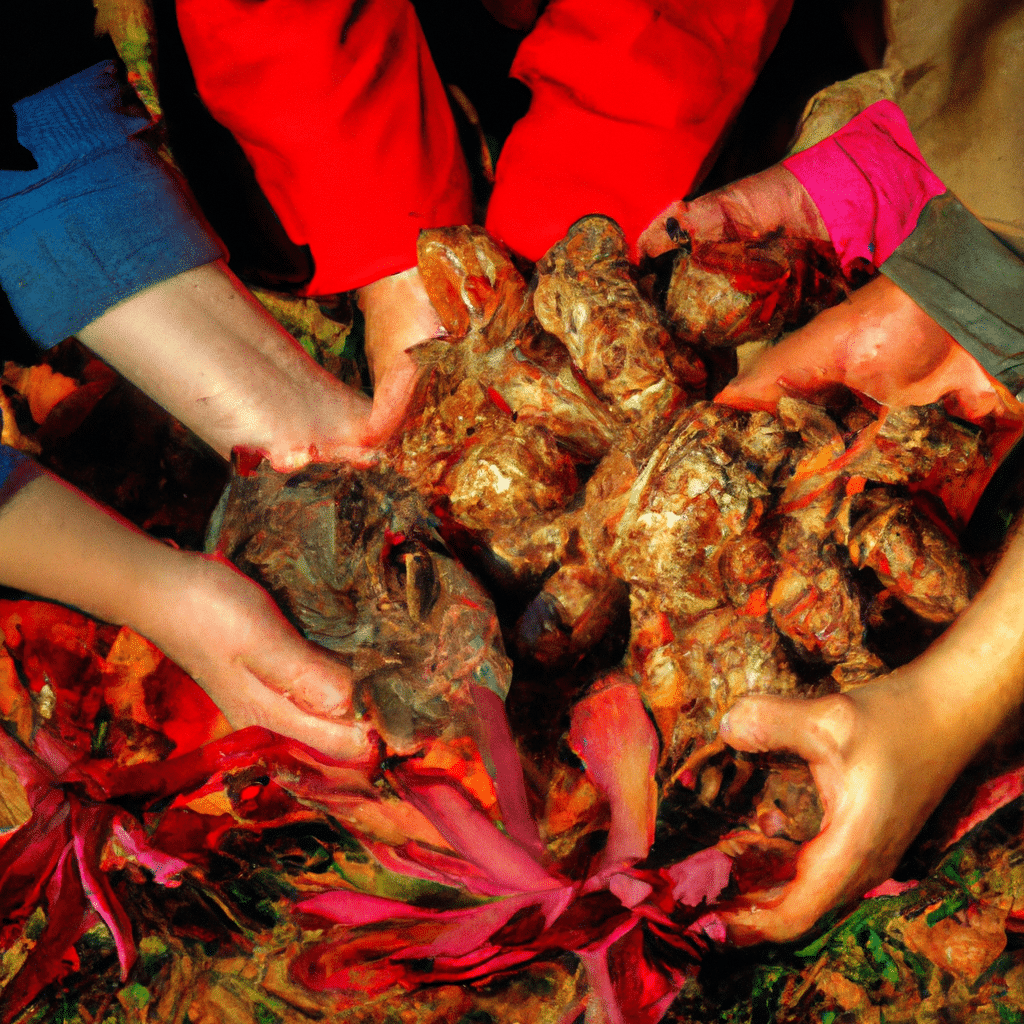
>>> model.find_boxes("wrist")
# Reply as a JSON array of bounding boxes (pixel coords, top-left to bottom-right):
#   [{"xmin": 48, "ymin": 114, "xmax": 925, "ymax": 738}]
[
  {"xmin": 356, "ymin": 265, "xmax": 442, "ymax": 385},
  {"xmin": 783, "ymin": 100, "xmax": 946, "ymax": 270},
  {"xmin": 900, "ymin": 537, "xmax": 1024, "ymax": 764}
]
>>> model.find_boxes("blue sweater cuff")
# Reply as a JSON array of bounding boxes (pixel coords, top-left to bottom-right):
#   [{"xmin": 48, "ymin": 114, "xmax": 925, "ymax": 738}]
[
  {"xmin": 0, "ymin": 445, "xmax": 42, "ymax": 507},
  {"xmin": 0, "ymin": 61, "xmax": 225, "ymax": 347}
]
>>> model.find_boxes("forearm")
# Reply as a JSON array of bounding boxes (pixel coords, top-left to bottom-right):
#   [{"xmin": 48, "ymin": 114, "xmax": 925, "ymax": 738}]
[
  {"xmin": 0, "ymin": 471, "xmax": 371, "ymax": 757},
  {"xmin": 78, "ymin": 260, "xmax": 373, "ymax": 468},
  {"xmin": 908, "ymin": 523, "xmax": 1024, "ymax": 762},
  {"xmin": 0, "ymin": 472, "xmax": 196, "ymax": 640}
]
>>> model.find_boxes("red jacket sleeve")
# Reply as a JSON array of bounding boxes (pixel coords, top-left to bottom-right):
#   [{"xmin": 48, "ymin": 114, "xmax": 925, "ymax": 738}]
[
  {"xmin": 175, "ymin": 0, "xmax": 473, "ymax": 295},
  {"xmin": 485, "ymin": 0, "xmax": 793, "ymax": 262}
]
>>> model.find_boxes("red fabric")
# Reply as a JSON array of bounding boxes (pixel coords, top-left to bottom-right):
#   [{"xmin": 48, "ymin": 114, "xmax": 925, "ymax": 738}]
[
  {"xmin": 783, "ymin": 100, "xmax": 947, "ymax": 271},
  {"xmin": 486, "ymin": 0, "xmax": 794, "ymax": 261},
  {"xmin": 175, "ymin": 0, "xmax": 473, "ymax": 295},
  {"xmin": 176, "ymin": 0, "xmax": 791, "ymax": 290}
]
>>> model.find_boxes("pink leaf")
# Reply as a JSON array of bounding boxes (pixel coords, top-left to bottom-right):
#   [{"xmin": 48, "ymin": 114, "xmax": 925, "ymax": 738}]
[
  {"xmin": 568, "ymin": 675, "xmax": 659, "ymax": 872},
  {"xmin": 946, "ymin": 766, "xmax": 1024, "ymax": 848},
  {"xmin": 864, "ymin": 878, "xmax": 919, "ymax": 898},
  {"xmin": 608, "ymin": 873, "xmax": 654, "ymax": 910},
  {"xmin": 689, "ymin": 911, "xmax": 727, "ymax": 945},
  {"xmin": 0, "ymin": 846, "xmax": 86, "ymax": 1024},
  {"xmin": 0, "ymin": 792, "xmax": 69, "ymax": 920},
  {"xmin": 371, "ymin": 841, "xmax": 514, "ymax": 895},
  {"xmin": 392, "ymin": 769, "xmax": 556, "ymax": 893},
  {"xmin": 667, "ymin": 847, "xmax": 733, "ymax": 907},
  {"xmin": 297, "ymin": 889, "xmax": 459, "ymax": 926},
  {"xmin": 73, "ymin": 802, "xmax": 137, "ymax": 980},
  {"xmin": 471, "ymin": 684, "xmax": 545, "ymax": 860},
  {"xmin": 111, "ymin": 817, "xmax": 189, "ymax": 887}
]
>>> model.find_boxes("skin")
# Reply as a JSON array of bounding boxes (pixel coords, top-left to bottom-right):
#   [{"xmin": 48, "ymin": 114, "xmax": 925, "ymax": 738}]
[
  {"xmin": 0, "ymin": 473, "xmax": 374, "ymax": 760},
  {"xmin": 639, "ymin": 161, "xmax": 1021, "ymax": 429},
  {"xmin": 640, "ymin": 162, "xmax": 1024, "ymax": 944},
  {"xmin": 2, "ymin": 257, "xmax": 440, "ymax": 758},
  {"xmin": 78, "ymin": 258, "xmax": 378, "ymax": 469},
  {"xmin": 355, "ymin": 264, "xmax": 445, "ymax": 430},
  {"xmin": 718, "ymin": 518, "xmax": 1024, "ymax": 944},
  {"xmin": 715, "ymin": 275, "xmax": 1021, "ymax": 426},
  {"xmin": 636, "ymin": 163, "xmax": 829, "ymax": 256}
]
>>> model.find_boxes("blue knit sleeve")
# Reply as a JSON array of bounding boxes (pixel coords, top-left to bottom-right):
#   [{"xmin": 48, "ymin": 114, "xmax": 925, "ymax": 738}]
[
  {"xmin": 0, "ymin": 61, "xmax": 225, "ymax": 347},
  {"xmin": 0, "ymin": 444, "xmax": 42, "ymax": 507}
]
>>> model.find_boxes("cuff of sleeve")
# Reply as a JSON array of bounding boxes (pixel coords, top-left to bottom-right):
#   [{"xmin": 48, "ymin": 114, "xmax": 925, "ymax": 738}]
[
  {"xmin": 0, "ymin": 447, "xmax": 42, "ymax": 508},
  {"xmin": 0, "ymin": 62, "xmax": 225, "ymax": 347},
  {"xmin": 783, "ymin": 100, "xmax": 946, "ymax": 271},
  {"xmin": 881, "ymin": 192, "xmax": 1024, "ymax": 398}
]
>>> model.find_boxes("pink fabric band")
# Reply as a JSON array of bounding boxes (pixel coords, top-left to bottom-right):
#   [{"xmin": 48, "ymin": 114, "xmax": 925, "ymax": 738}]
[{"xmin": 783, "ymin": 100, "xmax": 946, "ymax": 270}]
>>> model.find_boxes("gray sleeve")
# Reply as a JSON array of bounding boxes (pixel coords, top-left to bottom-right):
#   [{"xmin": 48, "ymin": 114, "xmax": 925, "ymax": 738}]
[{"xmin": 880, "ymin": 192, "xmax": 1024, "ymax": 398}]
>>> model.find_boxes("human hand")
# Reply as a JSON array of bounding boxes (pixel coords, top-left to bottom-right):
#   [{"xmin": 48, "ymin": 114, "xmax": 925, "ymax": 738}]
[
  {"xmin": 714, "ymin": 274, "xmax": 1024, "ymax": 525},
  {"xmin": 638, "ymin": 162, "xmax": 829, "ymax": 260},
  {"xmin": 716, "ymin": 274, "xmax": 1020, "ymax": 424},
  {"xmin": 356, "ymin": 265, "xmax": 444, "ymax": 446},
  {"xmin": 146, "ymin": 552, "xmax": 376, "ymax": 762},
  {"xmin": 716, "ymin": 674, "xmax": 971, "ymax": 945},
  {"xmin": 0, "ymin": 473, "xmax": 375, "ymax": 762},
  {"xmin": 641, "ymin": 100, "xmax": 944, "ymax": 275},
  {"xmin": 717, "ymin": 509, "xmax": 1024, "ymax": 945}
]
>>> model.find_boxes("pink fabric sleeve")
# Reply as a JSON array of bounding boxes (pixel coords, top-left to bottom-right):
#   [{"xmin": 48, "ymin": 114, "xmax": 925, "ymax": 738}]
[
  {"xmin": 485, "ymin": 0, "xmax": 794, "ymax": 262},
  {"xmin": 175, "ymin": 0, "xmax": 472, "ymax": 296},
  {"xmin": 783, "ymin": 100, "xmax": 947, "ymax": 271}
]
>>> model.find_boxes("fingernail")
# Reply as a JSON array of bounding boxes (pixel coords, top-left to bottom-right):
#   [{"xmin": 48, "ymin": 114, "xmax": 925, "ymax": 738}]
[{"xmin": 665, "ymin": 218, "xmax": 692, "ymax": 254}]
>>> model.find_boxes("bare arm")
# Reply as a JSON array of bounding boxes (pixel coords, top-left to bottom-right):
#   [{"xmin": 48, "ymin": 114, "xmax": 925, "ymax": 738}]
[
  {"xmin": 0, "ymin": 472, "xmax": 373, "ymax": 760},
  {"xmin": 77, "ymin": 259, "xmax": 377, "ymax": 467},
  {"xmin": 720, "ymin": 521, "xmax": 1024, "ymax": 943}
]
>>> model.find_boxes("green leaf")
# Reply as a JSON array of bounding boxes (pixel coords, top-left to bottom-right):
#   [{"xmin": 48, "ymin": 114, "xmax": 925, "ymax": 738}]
[
  {"xmin": 254, "ymin": 1003, "xmax": 282, "ymax": 1024},
  {"xmin": 121, "ymin": 982, "xmax": 151, "ymax": 1009},
  {"xmin": 925, "ymin": 891, "xmax": 968, "ymax": 927},
  {"xmin": 865, "ymin": 929, "xmax": 900, "ymax": 985},
  {"xmin": 997, "ymin": 1004, "xmax": 1024, "ymax": 1024}
]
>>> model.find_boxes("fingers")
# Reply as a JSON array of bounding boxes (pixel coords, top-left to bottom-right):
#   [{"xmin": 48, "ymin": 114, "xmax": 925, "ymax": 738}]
[
  {"xmin": 723, "ymin": 815, "xmax": 878, "ymax": 945},
  {"xmin": 719, "ymin": 692, "xmax": 856, "ymax": 772},
  {"xmin": 201, "ymin": 608, "xmax": 376, "ymax": 762},
  {"xmin": 244, "ymin": 626, "xmax": 356, "ymax": 719},
  {"xmin": 358, "ymin": 266, "xmax": 443, "ymax": 386},
  {"xmin": 718, "ymin": 689, "xmax": 910, "ymax": 944},
  {"xmin": 361, "ymin": 350, "xmax": 422, "ymax": 448},
  {"xmin": 716, "ymin": 274, "xmax": 1024, "ymax": 426},
  {"xmin": 157, "ymin": 555, "xmax": 375, "ymax": 761},
  {"xmin": 223, "ymin": 662, "xmax": 375, "ymax": 763},
  {"xmin": 716, "ymin": 297, "xmax": 859, "ymax": 409},
  {"xmin": 637, "ymin": 199, "xmax": 692, "ymax": 258},
  {"xmin": 719, "ymin": 695, "xmax": 873, "ymax": 945},
  {"xmin": 638, "ymin": 165, "xmax": 829, "ymax": 259},
  {"xmin": 354, "ymin": 266, "xmax": 442, "ymax": 449}
]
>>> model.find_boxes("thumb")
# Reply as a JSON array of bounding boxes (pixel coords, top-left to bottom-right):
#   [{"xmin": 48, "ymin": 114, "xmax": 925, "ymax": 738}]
[
  {"xmin": 719, "ymin": 693, "xmax": 849, "ymax": 769},
  {"xmin": 716, "ymin": 302, "xmax": 858, "ymax": 411},
  {"xmin": 360, "ymin": 351, "xmax": 422, "ymax": 448},
  {"xmin": 248, "ymin": 632, "xmax": 358, "ymax": 720}
]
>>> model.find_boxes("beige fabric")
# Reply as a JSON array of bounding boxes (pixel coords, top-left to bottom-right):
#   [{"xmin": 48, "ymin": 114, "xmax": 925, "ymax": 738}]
[
  {"xmin": 788, "ymin": 69, "xmax": 897, "ymax": 153},
  {"xmin": 885, "ymin": 0, "xmax": 1024, "ymax": 257},
  {"xmin": 785, "ymin": 2, "xmax": 1024, "ymax": 257}
]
